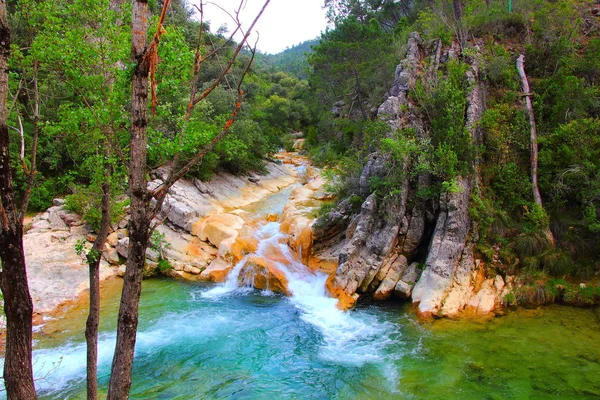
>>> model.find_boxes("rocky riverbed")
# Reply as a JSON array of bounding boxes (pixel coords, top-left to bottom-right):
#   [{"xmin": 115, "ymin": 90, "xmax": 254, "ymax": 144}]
[{"xmin": 8, "ymin": 152, "xmax": 318, "ymax": 332}]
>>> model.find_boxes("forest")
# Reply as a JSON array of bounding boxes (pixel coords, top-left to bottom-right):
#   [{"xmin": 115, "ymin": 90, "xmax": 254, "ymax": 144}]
[{"xmin": 0, "ymin": 0, "xmax": 599, "ymax": 398}]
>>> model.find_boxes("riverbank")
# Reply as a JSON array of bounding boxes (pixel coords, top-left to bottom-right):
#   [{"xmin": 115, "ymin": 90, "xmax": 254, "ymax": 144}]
[{"xmin": 6, "ymin": 153, "xmax": 306, "ymax": 336}]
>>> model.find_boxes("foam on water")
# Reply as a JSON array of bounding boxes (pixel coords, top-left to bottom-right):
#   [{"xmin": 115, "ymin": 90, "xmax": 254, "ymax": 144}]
[
  {"xmin": 1, "ymin": 310, "xmax": 235, "ymax": 397},
  {"xmin": 205, "ymin": 222, "xmax": 400, "ymax": 370}
]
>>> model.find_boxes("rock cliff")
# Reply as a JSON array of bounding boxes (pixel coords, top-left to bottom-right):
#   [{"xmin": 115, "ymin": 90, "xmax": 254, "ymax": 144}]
[{"xmin": 315, "ymin": 33, "xmax": 509, "ymax": 318}]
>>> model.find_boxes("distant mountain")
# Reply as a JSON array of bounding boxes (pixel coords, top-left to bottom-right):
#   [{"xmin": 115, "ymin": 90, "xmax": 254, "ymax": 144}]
[{"xmin": 256, "ymin": 39, "xmax": 319, "ymax": 80}]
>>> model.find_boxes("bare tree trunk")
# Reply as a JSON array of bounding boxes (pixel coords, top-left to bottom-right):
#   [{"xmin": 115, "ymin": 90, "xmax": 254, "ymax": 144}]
[
  {"xmin": 516, "ymin": 55, "xmax": 543, "ymax": 207},
  {"xmin": 0, "ymin": 1, "xmax": 37, "ymax": 398},
  {"xmin": 86, "ymin": 177, "xmax": 111, "ymax": 400},
  {"xmin": 516, "ymin": 54, "xmax": 555, "ymax": 243},
  {"xmin": 106, "ymin": 0, "xmax": 151, "ymax": 398},
  {"xmin": 19, "ymin": 62, "xmax": 39, "ymax": 218}
]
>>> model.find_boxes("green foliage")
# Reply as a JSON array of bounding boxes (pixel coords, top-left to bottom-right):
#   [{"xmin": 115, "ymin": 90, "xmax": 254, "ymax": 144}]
[
  {"xmin": 65, "ymin": 187, "xmax": 128, "ymax": 232},
  {"xmin": 413, "ymin": 61, "xmax": 474, "ymax": 182},
  {"xmin": 157, "ymin": 259, "xmax": 172, "ymax": 273},
  {"xmin": 413, "ymin": 6, "xmax": 453, "ymax": 45},
  {"xmin": 150, "ymin": 231, "xmax": 170, "ymax": 256},
  {"xmin": 75, "ymin": 238, "xmax": 100, "ymax": 265},
  {"xmin": 308, "ymin": 16, "xmax": 395, "ymax": 123}
]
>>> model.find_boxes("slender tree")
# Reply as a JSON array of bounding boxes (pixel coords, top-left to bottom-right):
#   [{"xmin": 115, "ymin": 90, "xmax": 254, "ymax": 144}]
[
  {"xmin": 0, "ymin": 0, "xmax": 37, "ymax": 398},
  {"xmin": 85, "ymin": 174, "xmax": 111, "ymax": 400},
  {"xmin": 517, "ymin": 54, "xmax": 555, "ymax": 244},
  {"xmin": 107, "ymin": 1, "xmax": 270, "ymax": 397}
]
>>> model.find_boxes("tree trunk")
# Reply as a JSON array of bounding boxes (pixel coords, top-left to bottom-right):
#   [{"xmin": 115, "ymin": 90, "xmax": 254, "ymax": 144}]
[
  {"xmin": 86, "ymin": 179, "xmax": 110, "ymax": 400},
  {"xmin": 453, "ymin": 0, "xmax": 463, "ymax": 21},
  {"xmin": 516, "ymin": 55, "xmax": 543, "ymax": 208},
  {"xmin": 516, "ymin": 54, "xmax": 555, "ymax": 243},
  {"xmin": 0, "ymin": 1, "xmax": 37, "ymax": 398},
  {"xmin": 107, "ymin": 0, "xmax": 151, "ymax": 397}
]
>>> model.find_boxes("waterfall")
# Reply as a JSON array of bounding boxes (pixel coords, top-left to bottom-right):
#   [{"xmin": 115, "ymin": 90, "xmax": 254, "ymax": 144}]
[{"xmin": 203, "ymin": 222, "xmax": 398, "ymax": 368}]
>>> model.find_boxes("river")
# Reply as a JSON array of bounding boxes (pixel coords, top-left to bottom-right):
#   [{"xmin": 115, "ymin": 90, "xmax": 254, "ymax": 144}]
[{"xmin": 3, "ymin": 171, "xmax": 600, "ymax": 399}]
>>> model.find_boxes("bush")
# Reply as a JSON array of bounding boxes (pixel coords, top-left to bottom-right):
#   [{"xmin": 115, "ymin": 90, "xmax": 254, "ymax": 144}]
[{"xmin": 65, "ymin": 187, "xmax": 128, "ymax": 231}]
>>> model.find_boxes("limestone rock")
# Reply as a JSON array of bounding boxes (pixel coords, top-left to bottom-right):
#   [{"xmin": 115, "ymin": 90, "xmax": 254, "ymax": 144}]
[
  {"xmin": 62, "ymin": 213, "xmax": 83, "ymax": 227},
  {"xmin": 162, "ymin": 197, "xmax": 199, "ymax": 231},
  {"xmin": 31, "ymin": 220, "xmax": 50, "ymax": 231},
  {"xmin": 193, "ymin": 178, "xmax": 214, "ymax": 195},
  {"xmin": 193, "ymin": 214, "xmax": 244, "ymax": 248},
  {"xmin": 48, "ymin": 210, "xmax": 69, "ymax": 231},
  {"xmin": 184, "ymin": 265, "xmax": 202, "ymax": 275},
  {"xmin": 293, "ymin": 138, "xmax": 306, "ymax": 151},
  {"xmin": 394, "ymin": 280, "xmax": 413, "ymax": 299},
  {"xmin": 52, "ymin": 198, "xmax": 66, "ymax": 206},
  {"xmin": 467, "ymin": 279, "xmax": 497, "ymax": 316},
  {"xmin": 103, "ymin": 245, "xmax": 121, "ymax": 265},
  {"xmin": 402, "ymin": 262, "xmax": 422, "ymax": 284},
  {"xmin": 116, "ymin": 237, "xmax": 130, "ymax": 258},
  {"xmin": 199, "ymin": 258, "xmax": 232, "ymax": 282},
  {"xmin": 412, "ymin": 178, "xmax": 473, "ymax": 316},
  {"xmin": 107, "ymin": 231, "xmax": 119, "ymax": 247},
  {"xmin": 374, "ymin": 255, "xmax": 407, "ymax": 300}
]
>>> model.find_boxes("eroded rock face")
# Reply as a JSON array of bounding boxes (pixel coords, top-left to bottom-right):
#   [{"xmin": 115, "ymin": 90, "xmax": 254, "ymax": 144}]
[
  {"xmin": 411, "ymin": 178, "xmax": 473, "ymax": 316},
  {"xmin": 24, "ymin": 206, "xmax": 117, "ymax": 315},
  {"xmin": 319, "ymin": 36, "xmax": 504, "ymax": 318}
]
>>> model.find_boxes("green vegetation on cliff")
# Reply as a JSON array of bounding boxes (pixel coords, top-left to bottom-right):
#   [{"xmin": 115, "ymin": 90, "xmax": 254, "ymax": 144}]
[{"xmin": 307, "ymin": 0, "xmax": 600, "ymax": 287}]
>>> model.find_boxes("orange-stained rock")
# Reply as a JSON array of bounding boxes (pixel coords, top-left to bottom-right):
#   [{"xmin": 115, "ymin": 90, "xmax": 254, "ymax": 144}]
[
  {"xmin": 230, "ymin": 235, "xmax": 259, "ymax": 262},
  {"xmin": 326, "ymin": 275, "xmax": 357, "ymax": 310},
  {"xmin": 297, "ymin": 225, "xmax": 313, "ymax": 263},
  {"xmin": 306, "ymin": 176, "xmax": 325, "ymax": 191},
  {"xmin": 192, "ymin": 213, "xmax": 244, "ymax": 247},
  {"xmin": 307, "ymin": 257, "xmax": 338, "ymax": 274},
  {"xmin": 199, "ymin": 258, "xmax": 232, "ymax": 282},
  {"xmin": 266, "ymin": 213, "xmax": 278, "ymax": 222},
  {"xmin": 293, "ymin": 138, "xmax": 306, "ymax": 150},
  {"xmin": 240, "ymin": 256, "xmax": 290, "ymax": 295},
  {"xmin": 289, "ymin": 186, "xmax": 314, "ymax": 202}
]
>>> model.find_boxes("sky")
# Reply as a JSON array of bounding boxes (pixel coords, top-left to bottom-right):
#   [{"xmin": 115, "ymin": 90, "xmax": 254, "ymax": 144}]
[{"xmin": 200, "ymin": 0, "xmax": 329, "ymax": 54}]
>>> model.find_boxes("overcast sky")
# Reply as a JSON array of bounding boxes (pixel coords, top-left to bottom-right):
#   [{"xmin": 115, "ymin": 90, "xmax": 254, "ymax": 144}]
[{"xmin": 200, "ymin": 0, "xmax": 329, "ymax": 54}]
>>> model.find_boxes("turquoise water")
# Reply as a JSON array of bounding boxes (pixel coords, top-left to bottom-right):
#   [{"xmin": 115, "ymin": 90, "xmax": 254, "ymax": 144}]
[
  {"xmin": 6, "ymin": 179, "xmax": 600, "ymax": 399},
  {"xmin": 23, "ymin": 277, "xmax": 600, "ymax": 399}
]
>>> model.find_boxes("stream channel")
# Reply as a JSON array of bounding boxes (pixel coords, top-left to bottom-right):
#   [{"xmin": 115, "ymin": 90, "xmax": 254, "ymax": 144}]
[{"xmin": 5, "ymin": 178, "xmax": 600, "ymax": 399}]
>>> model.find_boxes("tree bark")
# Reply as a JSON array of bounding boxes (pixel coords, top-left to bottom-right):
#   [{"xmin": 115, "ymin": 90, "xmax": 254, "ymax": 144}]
[
  {"xmin": 86, "ymin": 179, "xmax": 110, "ymax": 400},
  {"xmin": 516, "ymin": 54, "xmax": 543, "ymax": 208},
  {"xmin": 0, "ymin": 1, "xmax": 37, "ymax": 398},
  {"xmin": 107, "ymin": 1, "xmax": 152, "ymax": 398},
  {"xmin": 107, "ymin": 1, "xmax": 268, "ymax": 397},
  {"xmin": 453, "ymin": 0, "xmax": 463, "ymax": 21},
  {"xmin": 517, "ymin": 54, "xmax": 555, "ymax": 243}
]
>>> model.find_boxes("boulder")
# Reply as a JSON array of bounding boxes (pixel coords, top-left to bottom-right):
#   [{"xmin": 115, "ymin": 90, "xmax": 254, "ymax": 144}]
[
  {"xmin": 239, "ymin": 256, "xmax": 290, "ymax": 295},
  {"xmin": 394, "ymin": 280, "xmax": 413, "ymax": 299},
  {"xmin": 199, "ymin": 258, "xmax": 232, "ymax": 282},
  {"xmin": 103, "ymin": 245, "xmax": 121, "ymax": 265},
  {"xmin": 192, "ymin": 214, "xmax": 244, "ymax": 248},
  {"xmin": 116, "ymin": 237, "xmax": 130, "ymax": 258},
  {"xmin": 62, "ymin": 213, "xmax": 83, "ymax": 227},
  {"xmin": 293, "ymin": 138, "xmax": 306, "ymax": 151},
  {"xmin": 31, "ymin": 220, "xmax": 50, "ymax": 231},
  {"xmin": 106, "ymin": 231, "xmax": 119, "ymax": 247},
  {"xmin": 48, "ymin": 211, "xmax": 69, "ymax": 231},
  {"xmin": 162, "ymin": 197, "xmax": 199, "ymax": 231},
  {"xmin": 52, "ymin": 198, "xmax": 66, "ymax": 206},
  {"xmin": 184, "ymin": 265, "xmax": 202, "ymax": 275}
]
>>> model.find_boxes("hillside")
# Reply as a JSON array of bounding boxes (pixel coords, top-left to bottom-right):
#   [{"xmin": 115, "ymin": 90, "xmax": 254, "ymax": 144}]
[{"xmin": 256, "ymin": 39, "xmax": 318, "ymax": 80}]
